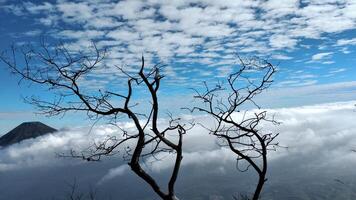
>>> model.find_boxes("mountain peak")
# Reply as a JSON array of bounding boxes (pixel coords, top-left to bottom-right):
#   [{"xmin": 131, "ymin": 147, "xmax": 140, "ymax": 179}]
[
  {"xmin": 21, "ymin": 121, "xmax": 42, "ymax": 124},
  {"xmin": 0, "ymin": 121, "xmax": 57, "ymax": 147}
]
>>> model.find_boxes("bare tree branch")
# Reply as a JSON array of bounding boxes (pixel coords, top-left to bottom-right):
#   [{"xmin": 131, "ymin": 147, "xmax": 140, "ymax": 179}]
[
  {"xmin": 0, "ymin": 42, "xmax": 193, "ymax": 200},
  {"xmin": 189, "ymin": 57, "xmax": 279, "ymax": 200}
]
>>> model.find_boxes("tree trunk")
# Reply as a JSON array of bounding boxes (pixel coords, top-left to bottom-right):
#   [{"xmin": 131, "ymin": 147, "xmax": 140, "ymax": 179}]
[{"xmin": 252, "ymin": 175, "xmax": 265, "ymax": 200}]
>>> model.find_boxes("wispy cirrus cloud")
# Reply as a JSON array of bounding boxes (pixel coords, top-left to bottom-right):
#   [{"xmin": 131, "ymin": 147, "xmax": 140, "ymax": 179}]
[{"xmin": 311, "ymin": 52, "xmax": 333, "ymax": 61}]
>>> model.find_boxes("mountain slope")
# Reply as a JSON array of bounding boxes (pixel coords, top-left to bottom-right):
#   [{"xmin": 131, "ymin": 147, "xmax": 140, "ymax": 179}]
[{"xmin": 0, "ymin": 121, "xmax": 57, "ymax": 147}]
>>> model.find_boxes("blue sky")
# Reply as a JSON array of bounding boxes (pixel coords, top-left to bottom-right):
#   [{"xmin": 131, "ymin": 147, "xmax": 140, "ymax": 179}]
[{"xmin": 0, "ymin": 0, "xmax": 356, "ymax": 133}]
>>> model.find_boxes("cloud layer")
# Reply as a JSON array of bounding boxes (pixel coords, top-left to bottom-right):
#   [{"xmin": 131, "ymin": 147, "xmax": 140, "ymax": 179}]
[
  {"xmin": 1, "ymin": 0, "xmax": 356, "ymax": 89},
  {"xmin": 1, "ymin": 101, "xmax": 356, "ymax": 199}
]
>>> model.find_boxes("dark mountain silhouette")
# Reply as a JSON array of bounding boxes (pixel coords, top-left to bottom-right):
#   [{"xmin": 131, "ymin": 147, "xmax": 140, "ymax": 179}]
[{"xmin": 0, "ymin": 121, "xmax": 57, "ymax": 147}]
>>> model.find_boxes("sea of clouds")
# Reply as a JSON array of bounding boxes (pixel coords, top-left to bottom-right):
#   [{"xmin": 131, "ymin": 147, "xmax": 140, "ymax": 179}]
[{"xmin": 1, "ymin": 101, "xmax": 356, "ymax": 200}]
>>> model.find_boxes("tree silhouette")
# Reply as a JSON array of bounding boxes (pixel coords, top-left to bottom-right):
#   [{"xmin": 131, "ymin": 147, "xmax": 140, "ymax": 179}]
[
  {"xmin": 64, "ymin": 179, "xmax": 97, "ymax": 200},
  {"xmin": 1, "ymin": 41, "xmax": 279, "ymax": 200},
  {"xmin": 0, "ymin": 42, "xmax": 192, "ymax": 200},
  {"xmin": 189, "ymin": 57, "xmax": 279, "ymax": 200}
]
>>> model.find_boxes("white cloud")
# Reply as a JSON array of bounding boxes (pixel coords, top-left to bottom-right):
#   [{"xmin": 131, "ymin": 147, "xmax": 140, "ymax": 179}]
[
  {"xmin": 264, "ymin": 101, "xmax": 356, "ymax": 161},
  {"xmin": 57, "ymin": 30, "xmax": 105, "ymax": 39},
  {"xmin": 2, "ymin": 101, "xmax": 356, "ymax": 199},
  {"xmin": 262, "ymin": 0, "xmax": 299, "ymax": 19},
  {"xmin": 257, "ymin": 81, "xmax": 356, "ymax": 108},
  {"xmin": 98, "ymin": 164, "xmax": 129, "ymax": 184},
  {"xmin": 1, "ymin": 4, "xmax": 24, "ymax": 15},
  {"xmin": 336, "ymin": 38, "xmax": 356, "ymax": 46},
  {"xmin": 107, "ymin": 0, "xmax": 152, "ymax": 20},
  {"xmin": 57, "ymin": 2, "xmax": 93, "ymax": 23},
  {"xmin": 269, "ymin": 35, "xmax": 298, "ymax": 49},
  {"xmin": 290, "ymin": 74, "xmax": 317, "ymax": 79},
  {"xmin": 329, "ymin": 68, "xmax": 347, "ymax": 74},
  {"xmin": 2, "ymin": 0, "xmax": 355, "ymax": 85},
  {"xmin": 5, "ymin": 101, "xmax": 355, "ymax": 171},
  {"xmin": 271, "ymin": 54, "xmax": 293, "ymax": 60},
  {"xmin": 23, "ymin": 29, "xmax": 42, "ymax": 36},
  {"xmin": 0, "ymin": 125, "xmax": 126, "ymax": 171},
  {"xmin": 97, "ymin": 101, "xmax": 356, "ymax": 181},
  {"xmin": 24, "ymin": 2, "xmax": 54, "ymax": 14},
  {"xmin": 311, "ymin": 52, "xmax": 333, "ymax": 61},
  {"xmin": 280, "ymin": 79, "xmax": 318, "ymax": 87}
]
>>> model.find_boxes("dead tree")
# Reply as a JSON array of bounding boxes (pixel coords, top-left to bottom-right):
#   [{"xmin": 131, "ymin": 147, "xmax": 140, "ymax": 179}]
[
  {"xmin": 64, "ymin": 179, "xmax": 97, "ymax": 200},
  {"xmin": 189, "ymin": 57, "xmax": 279, "ymax": 200},
  {"xmin": 0, "ymin": 42, "xmax": 191, "ymax": 200}
]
